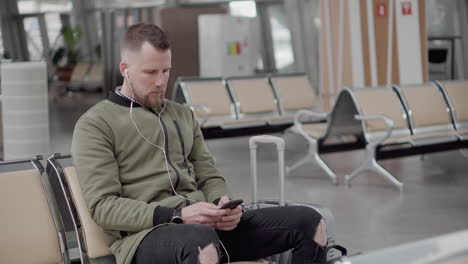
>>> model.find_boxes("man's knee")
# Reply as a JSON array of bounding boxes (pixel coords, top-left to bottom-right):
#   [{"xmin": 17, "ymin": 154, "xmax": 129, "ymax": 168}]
[
  {"xmin": 288, "ymin": 207, "xmax": 323, "ymax": 231},
  {"xmin": 286, "ymin": 206, "xmax": 327, "ymax": 245},
  {"xmin": 133, "ymin": 225, "xmax": 220, "ymax": 264},
  {"xmin": 180, "ymin": 225, "xmax": 219, "ymax": 264},
  {"xmin": 181, "ymin": 224, "xmax": 219, "ymax": 248},
  {"xmin": 175, "ymin": 225, "xmax": 220, "ymax": 264},
  {"xmin": 198, "ymin": 243, "xmax": 218, "ymax": 264},
  {"xmin": 314, "ymin": 219, "xmax": 327, "ymax": 247}
]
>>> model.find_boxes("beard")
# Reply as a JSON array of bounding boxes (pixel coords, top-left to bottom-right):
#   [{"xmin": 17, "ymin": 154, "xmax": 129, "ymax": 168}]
[
  {"xmin": 130, "ymin": 84, "xmax": 166, "ymax": 108},
  {"xmin": 142, "ymin": 93, "xmax": 165, "ymax": 108}
]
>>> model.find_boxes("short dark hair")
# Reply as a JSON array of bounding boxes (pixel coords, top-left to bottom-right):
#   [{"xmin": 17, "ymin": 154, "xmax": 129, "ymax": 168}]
[{"xmin": 121, "ymin": 23, "xmax": 170, "ymax": 53}]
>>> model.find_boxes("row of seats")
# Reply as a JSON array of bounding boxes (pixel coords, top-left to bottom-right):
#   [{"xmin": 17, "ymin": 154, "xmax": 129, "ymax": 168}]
[
  {"xmin": 289, "ymin": 80, "xmax": 468, "ymax": 191},
  {"xmin": 172, "ymin": 73, "xmax": 322, "ymax": 130},
  {"xmin": 67, "ymin": 63, "xmax": 103, "ymax": 92},
  {"xmin": 0, "ymin": 155, "xmax": 276, "ymax": 264}
]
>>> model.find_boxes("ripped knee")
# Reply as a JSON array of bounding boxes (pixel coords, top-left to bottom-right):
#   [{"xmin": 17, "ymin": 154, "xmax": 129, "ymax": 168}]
[
  {"xmin": 313, "ymin": 218, "xmax": 327, "ymax": 247},
  {"xmin": 198, "ymin": 243, "xmax": 219, "ymax": 264}
]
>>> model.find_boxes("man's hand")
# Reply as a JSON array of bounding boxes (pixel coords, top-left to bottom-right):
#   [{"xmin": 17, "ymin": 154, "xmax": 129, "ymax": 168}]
[
  {"xmin": 181, "ymin": 202, "xmax": 228, "ymax": 228},
  {"xmin": 216, "ymin": 195, "xmax": 242, "ymax": 231}
]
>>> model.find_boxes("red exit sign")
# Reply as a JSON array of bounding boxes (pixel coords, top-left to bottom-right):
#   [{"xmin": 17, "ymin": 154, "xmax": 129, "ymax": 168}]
[{"xmin": 376, "ymin": 3, "xmax": 386, "ymax": 17}]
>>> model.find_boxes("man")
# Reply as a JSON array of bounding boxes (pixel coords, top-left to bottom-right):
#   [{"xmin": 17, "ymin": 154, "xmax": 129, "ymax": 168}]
[{"xmin": 72, "ymin": 23, "xmax": 327, "ymax": 264}]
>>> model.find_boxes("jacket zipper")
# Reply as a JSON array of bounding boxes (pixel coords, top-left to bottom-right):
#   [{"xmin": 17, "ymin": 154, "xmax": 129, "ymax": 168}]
[
  {"xmin": 173, "ymin": 120, "xmax": 192, "ymax": 177},
  {"xmin": 148, "ymin": 108, "xmax": 181, "ymax": 194}
]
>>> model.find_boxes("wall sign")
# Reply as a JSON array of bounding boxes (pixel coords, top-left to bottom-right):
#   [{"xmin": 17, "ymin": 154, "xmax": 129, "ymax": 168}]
[
  {"xmin": 401, "ymin": 1, "xmax": 412, "ymax": 15},
  {"xmin": 376, "ymin": 3, "xmax": 387, "ymax": 17}
]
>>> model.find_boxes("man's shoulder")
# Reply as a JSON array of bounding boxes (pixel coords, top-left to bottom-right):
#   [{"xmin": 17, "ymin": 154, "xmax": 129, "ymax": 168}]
[
  {"xmin": 76, "ymin": 99, "xmax": 120, "ymax": 127},
  {"xmin": 166, "ymin": 100, "xmax": 187, "ymax": 110},
  {"xmin": 166, "ymin": 100, "xmax": 193, "ymax": 116}
]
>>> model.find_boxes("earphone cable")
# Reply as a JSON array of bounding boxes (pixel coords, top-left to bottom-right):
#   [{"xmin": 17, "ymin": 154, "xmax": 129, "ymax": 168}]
[{"xmin": 127, "ymin": 79, "xmax": 197, "ymax": 204}]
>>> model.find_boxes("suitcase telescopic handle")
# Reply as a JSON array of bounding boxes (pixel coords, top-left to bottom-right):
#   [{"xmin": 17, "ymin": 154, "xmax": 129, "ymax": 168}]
[{"xmin": 249, "ymin": 135, "xmax": 285, "ymax": 206}]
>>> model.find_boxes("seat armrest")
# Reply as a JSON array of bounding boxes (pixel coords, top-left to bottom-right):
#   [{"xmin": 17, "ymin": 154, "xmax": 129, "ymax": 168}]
[
  {"xmin": 186, "ymin": 104, "xmax": 212, "ymax": 125},
  {"xmin": 294, "ymin": 109, "xmax": 328, "ymax": 128},
  {"xmin": 355, "ymin": 114, "xmax": 394, "ymax": 147},
  {"xmin": 187, "ymin": 104, "xmax": 211, "ymax": 115}
]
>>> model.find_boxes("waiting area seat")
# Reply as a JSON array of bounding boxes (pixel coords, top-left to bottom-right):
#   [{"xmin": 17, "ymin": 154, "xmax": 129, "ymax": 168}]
[
  {"xmin": 173, "ymin": 74, "xmax": 313, "ymax": 139},
  {"xmin": 437, "ymin": 80, "xmax": 468, "ymax": 140},
  {"xmin": 226, "ymin": 75, "xmax": 280, "ymax": 126},
  {"xmin": 288, "ymin": 80, "xmax": 468, "ymax": 190},
  {"xmin": 67, "ymin": 63, "xmax": 103, "ymax": 92},
  {"xmin": 286, "ymin": 110, "xmax": 336, "ymax": 183},
  {"xmin": 46, "ymin": 154, "xmax": 117, "ymax": 264},
  {"xmin": 46, "ymin": 154, "xmax": 272, "ymax": 264},
  {"xmin": 343, "ymin": 86, "xmax": 412, "ymax": 190},
  {"xmin": 172, "ymin": 75, "xmax": 467, "ymax": 189},
  {"xmin": 285, "ymin": 88, "xmax": 367, "ymax": 184},
  {"xmin": 397, "ymin": 83, "xmax": 458, "ymax": 145},
  {"xmin": 269, "ymin": 73, "xmax": 320, "ymax": 124},
  {"xmin": 343, "ymin": 82, "xmax": 468, "ymax": 190},
  {"xmin": 68, "ymin": 63, "xmax": 91, "ymax": 90},
  {"xmin": 174, "ymin": 77, "xmax": 241, "ymax": 128},
  {"xmin": 85, "ymin": 63, "xmax": 104, "ymax": 91},
  {"xmin": 0, "ymin": 157, "xmax": 70, "ymax": 264}
]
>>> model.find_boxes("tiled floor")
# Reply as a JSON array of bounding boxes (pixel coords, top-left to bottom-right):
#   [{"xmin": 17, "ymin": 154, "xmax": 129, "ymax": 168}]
[{"xmin": 49, "ymin": 90, "xmax": 468, "ymax": 256}]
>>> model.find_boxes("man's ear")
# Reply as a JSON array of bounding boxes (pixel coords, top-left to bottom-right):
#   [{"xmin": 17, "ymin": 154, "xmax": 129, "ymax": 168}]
[{"xmin": 119, "ymin": 62, "xmax": 128, "ymax": 78}]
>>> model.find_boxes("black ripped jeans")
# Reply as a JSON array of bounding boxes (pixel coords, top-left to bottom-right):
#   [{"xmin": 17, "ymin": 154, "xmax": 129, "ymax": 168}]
[{"xmin": 132, "ymin": 206, "xmax": 325, "ymax": 264}]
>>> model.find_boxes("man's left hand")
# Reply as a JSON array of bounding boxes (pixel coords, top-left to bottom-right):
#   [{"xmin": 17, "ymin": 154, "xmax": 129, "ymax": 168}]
[{"xmin": 216, "ymin": 195, "xmax": 242, "ymax": 231}]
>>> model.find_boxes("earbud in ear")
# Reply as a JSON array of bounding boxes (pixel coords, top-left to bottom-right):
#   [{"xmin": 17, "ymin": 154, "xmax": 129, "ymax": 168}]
[{"xmin": 124, "ymin": 69, "xmax": 129, "ymax": 79}]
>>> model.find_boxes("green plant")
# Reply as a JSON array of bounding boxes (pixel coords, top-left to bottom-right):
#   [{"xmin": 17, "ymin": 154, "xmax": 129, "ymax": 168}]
[{"xmin": 51, "ymin": 26, "xmax": 82, "ymax": 67}]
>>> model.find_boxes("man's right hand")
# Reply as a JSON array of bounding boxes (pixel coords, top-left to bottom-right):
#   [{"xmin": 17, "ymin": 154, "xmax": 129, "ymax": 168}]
[{"xmin": 181, "ymin": 202, "xmax": 229, "ymax": 228}]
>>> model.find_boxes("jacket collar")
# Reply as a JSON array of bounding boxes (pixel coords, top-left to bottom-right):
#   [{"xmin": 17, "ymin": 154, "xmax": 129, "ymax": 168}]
[
  {"xmin": 108, "ymin": 88, "xmax": 167, "ymax": 113},
  {"xmin": 108, "ymin": 90, "xmax": 142, "ymax": 108}
]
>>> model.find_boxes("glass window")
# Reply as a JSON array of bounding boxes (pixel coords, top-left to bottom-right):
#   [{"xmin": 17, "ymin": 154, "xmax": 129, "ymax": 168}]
[
  {"xmin": 0, "ymin": 30, "xmax": 4, "ymax": 59},
  {"xmin": 93, "ymin": 0, "xmax": 165, "ymax": 9},
  {"xmin": 18, "ymin": 0, "xmax": 72, "ymax": 14},
  {"xmin": 229, "ymin": 1, "xmax": 257, "ymax": 18},
  {"xmin": 23, "ymin": 16, "xmax": 44, "ymax": 61},
  {"xmin": 268, "ymin": 5, "xmax": 294, "ymax": 71},
  {"xmin": 46, "ymin": 13, "xmax": 63, "ymax": 47}
]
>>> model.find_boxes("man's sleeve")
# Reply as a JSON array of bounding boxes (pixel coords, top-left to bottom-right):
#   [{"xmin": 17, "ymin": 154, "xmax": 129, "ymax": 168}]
[
  {"xmin": 71, "ymin": 116, "xmax": 190, "ymax": 231},
  {"xmin": 187, "ymin": 111, "xmax": 230, "ymax": 203}
]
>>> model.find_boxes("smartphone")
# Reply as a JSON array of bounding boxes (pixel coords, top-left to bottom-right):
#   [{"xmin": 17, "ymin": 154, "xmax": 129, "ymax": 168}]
[{"xmin": 219, "ymin": 199, "xmax": 243, "ymax": 209}]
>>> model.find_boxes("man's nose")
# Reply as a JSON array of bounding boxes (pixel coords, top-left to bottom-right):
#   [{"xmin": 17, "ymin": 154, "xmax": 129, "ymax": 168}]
[{"xmin": 154, "ymin": 73, "xmax": 164, "ymax": 86}]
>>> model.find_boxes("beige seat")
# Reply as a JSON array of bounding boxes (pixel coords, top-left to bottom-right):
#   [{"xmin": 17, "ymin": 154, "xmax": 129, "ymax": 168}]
[
  {"xmin": 300, "ymin": 123, "xmax": 329, "ymax": 139},
  {"xmin": 398, "ymin": 83, "xmax": 458, "ymax": 145},
  {"xmin": 352, "ymin": 87, "xmax": 411, "ymax": 142},
  {"xmin": 46, "ymin": 157, "xmax": 115, "ymax": 263},
  {"xmin": 85, "ymin": 63, "xmax": 104, "ymax": 90},
  {"xmin": 439, "ymin": 81, "xmax": 468, "ymax": 140},
  {"xmin": 46, "ymin": 156, "xmax": 266, "ymax": 264},
  {"xmin": 177, "ymin": 78, "xmax": 237, "ymax": 128},
  {"xmin": 345, "ymin": 86, "xmax": 411, "ymax": 190},
  {"xmin": 65, "ymin": 166, "xmax": 112, "ymax": 258},
  {"xmin": 0, "ymin": 160, "xmax": 69, "ymax": 264},
  {"xmin": 285, "ymin": 85, "xmax": 378, "ymax": 184},
  {"xmin": 269, "ymin": 73, "xmax": 319, "ymax": 124},
  {"xmin": 68, "ymin": 63, "xmax": 91, "ymax": 89},
  {"xmin": 226, "ymin": 76, "xmax": 279, "ymax": 126}
]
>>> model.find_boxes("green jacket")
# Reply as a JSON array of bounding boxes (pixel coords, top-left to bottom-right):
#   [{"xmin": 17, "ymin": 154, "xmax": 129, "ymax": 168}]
[{"xmin": 71, "ymin": 92, "xmax": 229, "ymax": 264}]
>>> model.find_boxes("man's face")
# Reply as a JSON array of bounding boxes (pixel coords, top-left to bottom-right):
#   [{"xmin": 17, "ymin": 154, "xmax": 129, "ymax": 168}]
[{"xmin": 123, "ymin": 42, "xmax": 171, "ymax": 108}]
